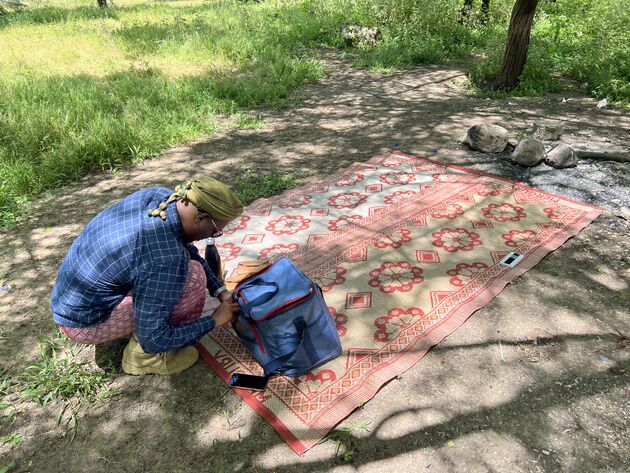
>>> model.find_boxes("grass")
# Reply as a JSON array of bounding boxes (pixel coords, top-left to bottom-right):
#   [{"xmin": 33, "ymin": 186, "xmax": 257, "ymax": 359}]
[
  {"xmin": 0, "ymin": 332, "xmax": 118, "ymax": 456},
  {"xmin": 0, "ymin": 432, "xmax": 22, "ymax": 446},
  {"xmin": 19, "ymin": 333, "xmax": 117, "ymax": 406},
  {"xmin": 0, "ymin": 0, "xmax": 628, "ymax": 225},
  {"xmin": 233, "ymin": 167, "xmax": 301, "ymax": 206},
  {"xmin": 0, "ymin": 464, "xmax": 16, "ymax": 473},
  {"xmin": 371, "ymin": 0, "xmax": 626, "ymax": 101},
  {"xmin": 468, "ymin": 0, "xmax": 630, "ymax": 100},
  {"xmin": 323, "ymin": 0, "xmax": 629, "ymax": 102},
  {"xmin": 0, "ymin": 0, "xmax": 335, "ymax": 226},
  {"xmin": 321, "ymin": 419, "xmax": 372, "ymax": 462}
]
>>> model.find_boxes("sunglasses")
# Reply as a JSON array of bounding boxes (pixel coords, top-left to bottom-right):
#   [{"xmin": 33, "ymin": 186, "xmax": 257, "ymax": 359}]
[{"xmin": 210, "ymin": 217, "xmax": 223, "ymax": 238}]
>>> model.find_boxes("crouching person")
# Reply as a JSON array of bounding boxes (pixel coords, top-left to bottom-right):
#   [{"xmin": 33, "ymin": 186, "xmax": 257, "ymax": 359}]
[{"xmin": 51, "ymin": 177, "xmax": 242, "ymax": 375}]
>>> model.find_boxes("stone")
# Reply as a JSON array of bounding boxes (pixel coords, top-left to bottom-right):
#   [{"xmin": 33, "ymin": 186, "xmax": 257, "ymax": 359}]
[
  {"xmin": 341, "ymin": 25, "xmax": 379, "ymax": 47},
  {"xmin": 532, "ymin": 122, "xmax": 564, "ymax": 141},
  {"xmin": 461, "ymin": 124, "xmax": 509, "ymax": 153},
  {"xmin": 508, "ymin": 137, "xmax": 520, "ymax": 148},
  {"xmin": 511, "ymin": 137, "xmax": 545, "ymax": 167},
  {"xmin": 545, "ymin": 143, "xmax": 578, "ymax": 169},
  {"xmin": 506, "ymin": 137, "xmax": 520, "ymax": 152}
]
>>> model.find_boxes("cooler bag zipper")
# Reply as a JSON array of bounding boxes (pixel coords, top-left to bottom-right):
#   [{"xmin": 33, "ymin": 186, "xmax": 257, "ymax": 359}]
[{"xmin": 245, "ymin": 286, "xmax": 315, "ymax": 356}]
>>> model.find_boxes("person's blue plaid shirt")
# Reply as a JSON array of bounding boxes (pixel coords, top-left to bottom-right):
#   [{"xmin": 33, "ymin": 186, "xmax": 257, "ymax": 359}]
[{"xmin": 51, "ymin": 187, "xmax": 223, "ymax": 353}]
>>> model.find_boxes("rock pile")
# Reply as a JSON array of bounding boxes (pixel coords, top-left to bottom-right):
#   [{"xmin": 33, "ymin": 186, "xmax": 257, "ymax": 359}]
[{"xmin": 459, "ymin": 122, "xmax": 586, "ymax": 169}]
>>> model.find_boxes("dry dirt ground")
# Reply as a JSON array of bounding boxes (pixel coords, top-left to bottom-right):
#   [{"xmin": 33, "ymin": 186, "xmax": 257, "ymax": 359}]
[{"xmin": 1, "ymin": 53, "xmax": 629, "ymax": 472}]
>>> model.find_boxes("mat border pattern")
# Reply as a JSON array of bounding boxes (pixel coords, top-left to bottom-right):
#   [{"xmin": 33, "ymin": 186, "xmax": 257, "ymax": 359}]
[{"xmin": 198, "ymin": 150, "xmax": 603, "ymax": 455}]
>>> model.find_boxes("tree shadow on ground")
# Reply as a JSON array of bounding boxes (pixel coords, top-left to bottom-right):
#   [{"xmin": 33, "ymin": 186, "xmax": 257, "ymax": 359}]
[
  {"xmin": 1, "ymin": 53, "xmax": 629, "ymax": 472},
  {"xmin": 3, "ymin": 332, "xmax": 628, "ymax": 472}
]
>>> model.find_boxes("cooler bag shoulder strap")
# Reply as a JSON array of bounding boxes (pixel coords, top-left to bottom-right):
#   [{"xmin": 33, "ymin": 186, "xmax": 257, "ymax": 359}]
[{"xmin": 262, "ymin": 317, "xmax": 320, "ymax": 375}]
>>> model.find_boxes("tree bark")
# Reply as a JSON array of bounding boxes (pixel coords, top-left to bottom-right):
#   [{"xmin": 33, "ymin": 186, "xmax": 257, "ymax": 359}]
[
  {"xmin": 575, "ymin": 150, "xmax": 630, "ymax": 164},
  {"xmin": 491, "ymin": 0, "xmax": 539, "ymax": 91},
  {"xmin": 460, "ymin": 0, "xmax": 474, "ymax": 23},
  {"xmin": 481, "ymin": 0, "xmax": 491, "ymax": 22}
]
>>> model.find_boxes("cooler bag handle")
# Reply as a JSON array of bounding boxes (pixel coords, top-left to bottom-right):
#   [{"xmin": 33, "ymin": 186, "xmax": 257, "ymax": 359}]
[{"xmin": 235, "ymin": 279, "xmax": 279, "ymax": 315}]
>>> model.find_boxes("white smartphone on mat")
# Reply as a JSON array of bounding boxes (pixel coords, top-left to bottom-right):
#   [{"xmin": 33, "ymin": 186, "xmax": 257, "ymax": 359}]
[{"xmin": 500, "ymin": 251, "xmax": 524, "ymax": 268}]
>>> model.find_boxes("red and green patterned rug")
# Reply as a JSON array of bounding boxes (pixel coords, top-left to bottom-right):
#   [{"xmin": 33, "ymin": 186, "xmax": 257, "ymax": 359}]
[{"xmin": 197, "ymin": 150, "xmax": 602, "ymax": 455}]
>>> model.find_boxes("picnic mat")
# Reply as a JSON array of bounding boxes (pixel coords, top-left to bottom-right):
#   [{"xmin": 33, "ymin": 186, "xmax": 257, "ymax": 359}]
[{"xmin": 197, "ymin": 150, "xmax": 602, "ymax": 455}]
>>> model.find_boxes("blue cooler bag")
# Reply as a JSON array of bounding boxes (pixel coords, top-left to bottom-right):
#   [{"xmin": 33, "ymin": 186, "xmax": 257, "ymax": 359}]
[{"xmin": 232, "ymin": 257, "xmax": 342, "ymax": 377}]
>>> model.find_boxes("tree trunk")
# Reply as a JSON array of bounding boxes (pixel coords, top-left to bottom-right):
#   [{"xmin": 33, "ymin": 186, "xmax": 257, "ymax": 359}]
[
  {"xmin": 481, "ymin": 0, "xmax": 491, "ymax": 23},
  {"xmin": 97, "ymin": 0, "xmax": 108, "ymax": 8},
  {"xmin": 459, "ymin": 0, "xmax": 474, "ymax": 23},
  {"xmin": 491, "ymin": 0, "xmax": 539, "ymax": 91}
]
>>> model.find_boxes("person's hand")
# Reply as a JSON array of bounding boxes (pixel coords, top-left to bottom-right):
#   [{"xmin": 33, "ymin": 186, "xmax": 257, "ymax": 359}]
[
  {"xmin": 218, "ymin": 290, "xmax": 232, "ymax": 303},
  {"xmin": 212, "ymin": 299, "xmax": 240, "ymax": 327}
]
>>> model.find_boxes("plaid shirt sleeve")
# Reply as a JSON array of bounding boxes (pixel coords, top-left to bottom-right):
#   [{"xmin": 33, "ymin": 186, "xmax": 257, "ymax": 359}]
[
  {"xmin": 186, "ymin": 243, "xmax": 223, "ymax": 295},
  {"xmin": 132, "ymin": 259, "xmax": 216, "ymax": 354}
]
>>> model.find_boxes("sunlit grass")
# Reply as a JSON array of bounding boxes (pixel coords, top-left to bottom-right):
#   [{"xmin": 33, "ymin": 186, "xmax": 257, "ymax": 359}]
[
  {"xmin": 0, "ymin": 0, "xmax": 333, "ymax": 225},
  {"xmin": 0, "ymin": 23, "xmax": 125, "ymax": 77},
  {"xmin": 0, "ymin": 0, "xmax": 627, "ymax": 225}
]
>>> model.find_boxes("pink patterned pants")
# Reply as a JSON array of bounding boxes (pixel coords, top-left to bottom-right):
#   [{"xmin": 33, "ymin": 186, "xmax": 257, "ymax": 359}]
[{"xmin": 59, "ymin": 261, "xmax": 207, "ymax": 345}]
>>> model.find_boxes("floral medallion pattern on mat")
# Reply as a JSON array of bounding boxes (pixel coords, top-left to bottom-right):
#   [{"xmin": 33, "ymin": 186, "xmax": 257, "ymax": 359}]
[{"xmin": 197, "ymin": 151, "xmax": 602, "ymax": 455}]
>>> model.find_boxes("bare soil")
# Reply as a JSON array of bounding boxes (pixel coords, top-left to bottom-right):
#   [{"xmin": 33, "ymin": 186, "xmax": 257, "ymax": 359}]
[{"xmin": 1, "ymin": 52, "xmax": 629, "ymax": 472}]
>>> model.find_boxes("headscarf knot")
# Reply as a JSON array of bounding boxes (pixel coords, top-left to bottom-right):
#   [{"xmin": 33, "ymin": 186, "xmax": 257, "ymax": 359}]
[{"xmin": 148, "ymin": 177, "xmax": 243, "ymax": 221}]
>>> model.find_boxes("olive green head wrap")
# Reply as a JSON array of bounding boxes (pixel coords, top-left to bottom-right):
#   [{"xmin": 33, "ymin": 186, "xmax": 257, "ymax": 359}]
[{"xmin": 148, "ymin": 177, "xmax": 243, "ymax": 221}]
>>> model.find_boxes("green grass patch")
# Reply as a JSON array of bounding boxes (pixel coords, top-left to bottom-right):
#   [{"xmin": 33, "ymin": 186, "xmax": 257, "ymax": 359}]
[
  {"xmin": 0, "ymin": 332, "xmax": 117, "ymax": 454},
  {"xmin": 468, "ymin": 0, "xmax": 629, "ymax": 100},
  {"xmin": 18, "ymin": 333, "xmax": 116, "ymax": 406},
  {"xmin": 0, "ymin": 432, "xmax": 22, "ymax": 447},
  {"xmin": 320, "ymin": 419, "xmax": 372, "ymax": 462},
  {"xmin": 0, "ymin": 0, "xmax": 336, "ymax": 226},
  {"xmin": 0, "ymin": 463, "xmax": 16, "ymax": 473},
  {"xmin": 233, "ymin": 167, "xmax": 301, "ymax": 206},
  {"xmin": 234, "ymin": 113, "xmax": 264, "ymax": 130}
]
